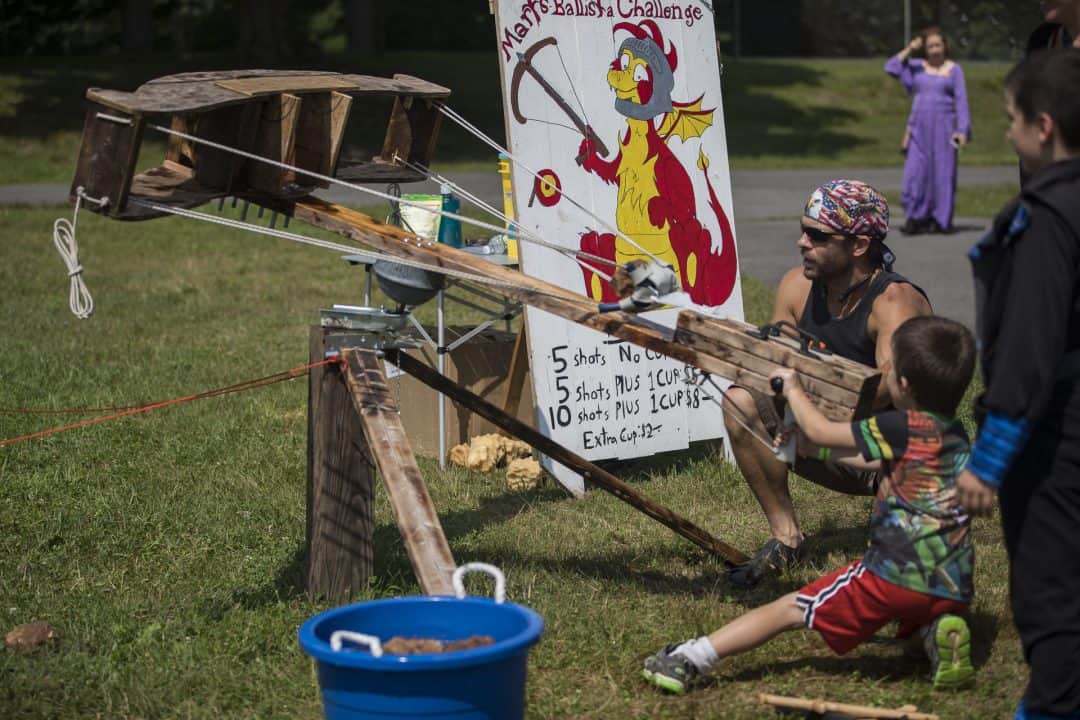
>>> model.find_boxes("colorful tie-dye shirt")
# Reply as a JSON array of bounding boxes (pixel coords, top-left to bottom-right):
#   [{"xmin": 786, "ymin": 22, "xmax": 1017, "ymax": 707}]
[{"xmin": 852, "ymin": 409, "xmax": 973, "ymax": 601}]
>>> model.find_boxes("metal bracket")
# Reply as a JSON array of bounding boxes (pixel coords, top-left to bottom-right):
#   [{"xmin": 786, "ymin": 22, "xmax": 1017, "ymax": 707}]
[
  {"xmin": 745, "ymin": 320, "xmax": 833, "ymax": 359},
  {"xmin": 319, "ymin": 305, "xmax": 420, "ymax": 357}
]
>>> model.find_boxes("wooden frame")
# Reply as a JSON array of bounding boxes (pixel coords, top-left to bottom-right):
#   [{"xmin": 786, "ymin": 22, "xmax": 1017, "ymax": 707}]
[{"xmin": 73, "ymin": 69, "xmax": 882, "ymax": 598}]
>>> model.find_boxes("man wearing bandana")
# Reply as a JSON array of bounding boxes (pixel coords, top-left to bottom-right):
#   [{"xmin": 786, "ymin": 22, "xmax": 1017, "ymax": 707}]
[{"xmin": 723, "ymin": 180, "xmax": 933, "ymax": 588}]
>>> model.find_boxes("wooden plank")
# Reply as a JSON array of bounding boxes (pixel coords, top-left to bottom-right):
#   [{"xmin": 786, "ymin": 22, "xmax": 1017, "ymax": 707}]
[
  {"xmin": 164, "ymin": 115, "xmax": 195, "ymax": 166},
  {"xmin": 673, "ymin": 325, "xmax": 862, "ymax": 410},
  {"xmin": 69, "ymin": 101, "xmax": 144, "ymax": 217},
  {"xmin": 191, "ymin": 104, "xmax": 252, "ymax": 191},
  {"xmin": 502, "ymin": 326, "xmax": 529, "ymax": 417},
  {"xmin": 306, "ymin": 328, "xmax": 375, "ymax": 602},
  {"xmin": 87, "ymin": 70, "xmax": 449, "ymax": 116},
  {"xmin": 293, "ymin": 91, "xmax": 354, "ymax": 189},
  {"xmin": 287, "ymin": 197, "xmax": 866, "ymax": 421},
  {"xmin": 340, "ymin": 348, "xmax": 456, "ymax": 596},
  {"xmin": 678, "ymin": 313, "xmax": 875, "ymax": 389},
  {"xmin": 216, "ymin": 75, "xmax": 361, "ymax": 96},
  {"xmin": 389, "ymin": 349, "xmax": 749, "ymax": 565},
  {"xmin": 676, "ymin": 314, "xmax": 881, "ymax": 420},
  {"xmin": 247, "ymin": 93, "xmax": 301, "ymax": 195},
  {"xmin": 379, "ymin": 96, "xmax": 443, "ymax": 168}
]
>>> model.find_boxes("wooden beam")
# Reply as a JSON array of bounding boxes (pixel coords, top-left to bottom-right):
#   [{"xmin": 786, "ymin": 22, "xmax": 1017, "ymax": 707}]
[
  {"xmin": 69, "ymin": 101, "xmax": 144, "ymax": 217},
  {"xmin": 675, "ymin": 314, "xmax": 880, "ymax": 418},
  {"xmin": 306, "ymin": 328, "xmax": 375, "ymax": 602},
  {"xmin": 288, "ymin": 197, "xmax": 874, "ymax": 420},
  {"xmin": 247, "ymin": 93, "xmax": 301, "ymax": 195},
  {"xmin": 502, "ymin": 325, "xmax": 529, "ymax": 417},
  {"xmin": 340, "ymin": 347, "xmax": 456, "ymax": 596},
  {"xmin": 388, "ymin": 349, "xmax": 749, "ymax": 566},
  {"xmin": 294, "ymin": 91, "xmax": 354, "ymax": 189},
  {"xmin": 380, "ymin": 95, "xmax": 443, "ymax": 168}
]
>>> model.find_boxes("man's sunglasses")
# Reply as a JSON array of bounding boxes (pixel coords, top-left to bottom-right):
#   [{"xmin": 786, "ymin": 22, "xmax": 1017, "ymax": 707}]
[{"xmin": 801, "ymin": 226, "xmax": 849, "ymax": 244}]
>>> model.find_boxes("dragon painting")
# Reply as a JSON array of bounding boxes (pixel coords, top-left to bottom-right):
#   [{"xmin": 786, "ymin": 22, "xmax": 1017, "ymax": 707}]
[{"xmin": 576, "ymin": 20, "xmax": 738, "ymax": 308}]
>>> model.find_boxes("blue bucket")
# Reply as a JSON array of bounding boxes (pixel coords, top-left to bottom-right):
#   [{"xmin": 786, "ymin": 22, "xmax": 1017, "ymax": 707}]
[{"xmin": 298, "ymin": 564, "xmax": 544, "ymax": 720}]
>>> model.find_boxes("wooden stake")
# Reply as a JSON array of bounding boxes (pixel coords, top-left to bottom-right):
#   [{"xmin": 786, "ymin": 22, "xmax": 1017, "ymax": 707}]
[
  {"xmin": 388, "ymin": 348, "xmax": 749, "ymax": 566},
  {"xmin": 306, "ymin": 328, "xmax": 375, "ymax": 602},
  {"xmin": 759, "ymin": 693, "xmax": 938, "ymax": 720}
]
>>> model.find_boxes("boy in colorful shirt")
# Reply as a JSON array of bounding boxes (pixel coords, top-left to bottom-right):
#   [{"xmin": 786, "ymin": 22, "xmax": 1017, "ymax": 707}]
[{"xmin": 643, "ymin": 315, "xmax": 977, "ymax": 694}]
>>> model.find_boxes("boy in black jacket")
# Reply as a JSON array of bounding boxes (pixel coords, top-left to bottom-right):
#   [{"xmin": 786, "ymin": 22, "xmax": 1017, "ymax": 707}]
[{"xmin": 956, "ymin": 49, "xmax": 1080, "ymax": 719}]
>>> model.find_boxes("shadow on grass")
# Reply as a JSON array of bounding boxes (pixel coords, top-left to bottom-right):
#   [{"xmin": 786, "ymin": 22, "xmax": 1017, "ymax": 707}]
[
  {"xmin": 720, "ymin": 61, "xmax": 866, "ymax": 160},
  {"xmin": 200, "ymin": 544, "xmax": 309, "ymax": 619},
  {"xmin": 714, "ymin": 609, "xmax": 1001, "ymax": 686}
]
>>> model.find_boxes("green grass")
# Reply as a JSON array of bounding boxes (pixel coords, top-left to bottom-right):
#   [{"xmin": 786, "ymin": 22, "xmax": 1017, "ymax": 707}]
[
  {"xmin": 954, "ymin": 183, "xmax": 1018, "ymax": 219},
  {"xmin": 0, "ymin": 205, "xmax": 1025, "ymax": 718},
  {"xmin": 0, "ymin": 53, "xmax": 1017, "ymax": 185}
]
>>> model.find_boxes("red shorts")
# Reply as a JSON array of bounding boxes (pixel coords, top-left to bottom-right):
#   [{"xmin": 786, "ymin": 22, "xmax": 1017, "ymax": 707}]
[{"xmin": 795, "ymin": 561, "xmax": 970, "ymax": 655}]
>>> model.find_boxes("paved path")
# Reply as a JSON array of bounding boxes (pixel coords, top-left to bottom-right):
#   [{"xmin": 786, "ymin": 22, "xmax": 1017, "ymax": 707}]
[{"xmin": 9, "ymin": 164, "xmax": 1015, "ymax": 327}]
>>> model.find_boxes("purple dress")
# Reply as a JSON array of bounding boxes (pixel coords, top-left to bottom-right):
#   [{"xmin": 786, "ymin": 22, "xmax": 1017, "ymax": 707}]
[{"xmin": 885, "ymin": 56, "xmax": 971, "ymax": 230}]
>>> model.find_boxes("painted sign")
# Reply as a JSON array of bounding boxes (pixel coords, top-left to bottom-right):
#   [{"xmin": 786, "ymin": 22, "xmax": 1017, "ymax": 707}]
[{"xmin": 492, "ymin": 0, "xmax": 744, "ymax": 494}]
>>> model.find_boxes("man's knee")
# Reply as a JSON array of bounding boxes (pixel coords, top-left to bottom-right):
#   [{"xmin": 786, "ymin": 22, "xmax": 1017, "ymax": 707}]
[{"xmin": 722, "ymin": 387, "xmax": 762, "ymax": 444}]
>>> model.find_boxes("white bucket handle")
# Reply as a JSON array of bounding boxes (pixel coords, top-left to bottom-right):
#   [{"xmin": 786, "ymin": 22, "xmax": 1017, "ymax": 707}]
[
  {"xmin": 329, "ymin": 630, "xmax": 383, "ymax": 657},
  {"xmin": 452, "ymin": 563, "xmax": 506, "ymax": 604}
]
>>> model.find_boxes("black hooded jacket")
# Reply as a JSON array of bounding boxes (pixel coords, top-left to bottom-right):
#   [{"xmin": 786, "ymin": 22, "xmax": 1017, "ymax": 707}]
[{"xmin": 971, "ymin": 158, "xmax": 1080, "ymax": 434}]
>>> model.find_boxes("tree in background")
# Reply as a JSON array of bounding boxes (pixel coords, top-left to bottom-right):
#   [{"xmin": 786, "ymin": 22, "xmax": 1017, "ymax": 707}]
[
  {"xmin": 721, "ymin": 0, "xmax": 1044, "ymax": 59},
  {"xmin": 0, "ymin": 0, "xmax": 1049, "ymax": 60}
]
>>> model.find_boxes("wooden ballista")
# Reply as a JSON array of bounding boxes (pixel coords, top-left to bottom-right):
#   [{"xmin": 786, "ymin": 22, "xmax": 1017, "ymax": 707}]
[{"xmin": 69, "ymin": 70, "xmax": 879, "ymax": 598}]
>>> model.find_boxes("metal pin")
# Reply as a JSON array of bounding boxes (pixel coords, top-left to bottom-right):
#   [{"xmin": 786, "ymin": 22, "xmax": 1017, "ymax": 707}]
[
  {"xmin": 217, "ymin": 197, "xmax": 225, "ymax": 211},
  {"xmin": 257, "ymin": 205, "xmax": 265, "ymax": 219},
  {"xmin": 269, "ymin": 211, "xmax": 278, "ymax": 229},
  {"xmin": 283, "ymin": 216, "xmax": 290, "ymax": 229},
  {"xmin": 240, "ymin": 201, "xmax": 250, "ymax": 222},
  {"xmin": 231, "ymin": 196, "xmax": 238, "ymax": 208}
]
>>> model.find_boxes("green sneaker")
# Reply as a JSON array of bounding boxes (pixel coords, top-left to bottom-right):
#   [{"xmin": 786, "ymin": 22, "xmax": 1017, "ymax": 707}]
[
  {"xmin": 642, "ymin": 643, "xmax": 699, "ymax": 694},
  {"xmin": 924, "ymin": 614, "xmax": 975, "ymax": 690}
]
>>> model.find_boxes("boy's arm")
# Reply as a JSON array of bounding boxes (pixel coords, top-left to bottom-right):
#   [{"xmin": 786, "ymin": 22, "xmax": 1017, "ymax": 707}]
[
  {"xmin": 797, "ymin": 434, "xmax": 882, "ymax": 471},
  {"xmin": 770, "ymin": 368, "xmax": 858, "ymax": 450}
]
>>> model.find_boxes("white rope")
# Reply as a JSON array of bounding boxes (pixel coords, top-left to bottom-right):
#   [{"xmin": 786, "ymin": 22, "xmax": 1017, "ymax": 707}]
[
  {"xmin": 435, "ymin": 103, "xmax": 669, "ymax": 269},
  {"xmin": 144, "ymin": 123, "xmax": 518, "ymax": 243},
  {"xmin": 52, "ymin": 188, "xmax": 107, "ymax": 319},
  {"xmin": 129, "ymin": 199, "xmax": 597, "ymax": 310}
]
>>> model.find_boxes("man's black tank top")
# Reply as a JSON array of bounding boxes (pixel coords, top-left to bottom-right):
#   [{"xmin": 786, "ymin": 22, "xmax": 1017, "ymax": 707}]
[{"xmin": 798, "ymin": 270, "xmax": 928, "ymax": 368}]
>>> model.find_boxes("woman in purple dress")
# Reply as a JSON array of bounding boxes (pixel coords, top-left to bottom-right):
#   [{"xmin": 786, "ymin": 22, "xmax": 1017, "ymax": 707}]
[{"xmin": 886, "ymin": 28, "xmax": 971, "ymax": 235}]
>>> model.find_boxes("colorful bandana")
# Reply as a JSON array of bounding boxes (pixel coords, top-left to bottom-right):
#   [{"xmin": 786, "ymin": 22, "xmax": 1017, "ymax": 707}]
[{"xmin": 804, "ymin": 179, "xmax": 890, "ymax": 242}]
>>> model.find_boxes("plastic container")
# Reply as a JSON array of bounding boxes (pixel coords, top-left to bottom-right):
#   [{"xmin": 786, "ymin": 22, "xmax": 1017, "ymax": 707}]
[
  {"xmin": 400, "ymin": 194, "xmax": 442, "ymax": 240},
  {"xmin": 298, "ymin": 564, "xmax": 544, "ymax": 720},
  {"xmin": 436, "ymin": 184, "xmax": 462, "ymax": 248}
]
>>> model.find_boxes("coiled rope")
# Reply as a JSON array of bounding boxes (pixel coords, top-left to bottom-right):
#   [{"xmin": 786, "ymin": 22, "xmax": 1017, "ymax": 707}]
[{"xmin": 51, "ymin": 187, "xmax": 107, "ymax": 319}]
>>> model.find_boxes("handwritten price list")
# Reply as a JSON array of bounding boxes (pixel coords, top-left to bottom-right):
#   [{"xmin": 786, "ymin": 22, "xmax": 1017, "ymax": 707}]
[{"xmin": 543, "ymin": 337, "xmax": 715, "ymax": 459}]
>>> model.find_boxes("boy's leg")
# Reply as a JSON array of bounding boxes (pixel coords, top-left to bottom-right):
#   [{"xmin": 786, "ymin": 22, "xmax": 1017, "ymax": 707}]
[{"xmin": 642, "ymin": 592, "xmax": 804, "ymax": 693}]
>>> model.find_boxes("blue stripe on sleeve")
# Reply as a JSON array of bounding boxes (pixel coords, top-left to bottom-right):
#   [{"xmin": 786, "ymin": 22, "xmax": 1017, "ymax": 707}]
[{"xmin": 968, "ymin": 413, "xmax": 1032, "ymax": 488}]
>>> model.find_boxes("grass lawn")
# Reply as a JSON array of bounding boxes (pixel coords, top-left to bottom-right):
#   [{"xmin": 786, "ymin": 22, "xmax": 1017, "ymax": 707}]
[
  {"xmin": 0, "ymin": 52, "xmax": 1015, "ymax": 185},
  {"xmin": 0, "ymin": 202, "xmax": 1026, "ymax": 718}
]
